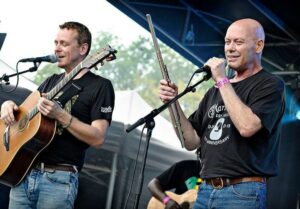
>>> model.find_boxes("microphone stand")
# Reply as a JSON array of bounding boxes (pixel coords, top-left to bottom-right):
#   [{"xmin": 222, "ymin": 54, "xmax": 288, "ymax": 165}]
[
  {"xmin": 0, "ymin": 62, "xmax": 40, "ymax": 85},
  {"xmin": 126, "ymin": 72, "xmax": 210, "ymax": 209},
  {"xmin": 132, "ymin": 118, "xmax": 155, "ymax": 209}
]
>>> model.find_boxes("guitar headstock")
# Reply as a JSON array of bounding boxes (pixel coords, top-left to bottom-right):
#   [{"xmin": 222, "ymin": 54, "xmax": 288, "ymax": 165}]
[{"xmin": 83, "ymin": 45, "xmax": 117, "ymax": 69}]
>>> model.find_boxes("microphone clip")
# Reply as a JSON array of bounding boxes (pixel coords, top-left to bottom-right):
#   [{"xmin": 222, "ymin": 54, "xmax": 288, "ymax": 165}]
[{"xmin": 194, "ymin": 66, "xmax": 212, "ymax": 80}]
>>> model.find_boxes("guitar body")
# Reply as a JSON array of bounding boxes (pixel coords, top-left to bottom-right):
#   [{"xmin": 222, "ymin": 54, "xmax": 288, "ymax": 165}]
[
  {"xmin": 0, "ymin": 91, "xmax": 56, "ymax": 187},
  {"xmin": 147, "ymin": 189, "xmax": 197, "ymax": 209}
]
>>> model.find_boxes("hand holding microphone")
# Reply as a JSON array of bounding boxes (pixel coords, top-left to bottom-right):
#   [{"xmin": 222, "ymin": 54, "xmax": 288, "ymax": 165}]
[{"xmin": 202, "ymin": 57, "xmax": 227, "ymax": 82}]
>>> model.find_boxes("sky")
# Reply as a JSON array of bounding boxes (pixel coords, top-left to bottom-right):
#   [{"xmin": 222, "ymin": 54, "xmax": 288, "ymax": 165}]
[{"xmin": 0, "ymin": 0, "xmax": 149, "ymax": 69}]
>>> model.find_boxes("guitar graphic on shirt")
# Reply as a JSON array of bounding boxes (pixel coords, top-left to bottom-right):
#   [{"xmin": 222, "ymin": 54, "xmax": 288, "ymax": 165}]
[{"xmin": 209, "ymin": 118, "xmax": 225, "ymax": 140}]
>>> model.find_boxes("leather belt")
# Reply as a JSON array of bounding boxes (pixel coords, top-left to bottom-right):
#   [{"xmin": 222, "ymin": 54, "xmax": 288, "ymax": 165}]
[
  {"xmin": 35, "ymin": 162, "xmax": 78, "ymax": 173},
  {"xmin": 205, "ymin": 177, "xmax": 266, "ymax": 189}
]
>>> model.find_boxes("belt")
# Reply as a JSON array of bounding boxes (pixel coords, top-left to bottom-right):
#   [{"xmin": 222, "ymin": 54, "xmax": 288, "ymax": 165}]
[
  {"xmin": 35, "ymin": 162, "xmax": 78, "ymax": 173},
  {"xmin": 205, "ymin": 177, "xmax": 266, "ymax": 189}
]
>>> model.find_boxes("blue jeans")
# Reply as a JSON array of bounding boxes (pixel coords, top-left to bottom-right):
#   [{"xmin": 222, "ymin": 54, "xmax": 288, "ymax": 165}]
[
  {"xmin": 194, "ymin": 181, "xmax": 266, "ymax": 209},
  {"xmin": 9, "ymin": 168, "xmax": 78, "ymax": 209}
]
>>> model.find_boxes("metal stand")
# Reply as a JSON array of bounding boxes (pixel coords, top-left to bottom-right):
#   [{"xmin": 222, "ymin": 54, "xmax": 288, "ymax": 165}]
[
  {"xmin": 0, "ymin": 63, "xmax": 39, "ymax": 85},
  {"xmin": 132, "ymin": 118, "xmax": 155, "ymax": 209},
  {"xmin": 126, "ymin": 72, "xmax": 210, "ymax": 209}
]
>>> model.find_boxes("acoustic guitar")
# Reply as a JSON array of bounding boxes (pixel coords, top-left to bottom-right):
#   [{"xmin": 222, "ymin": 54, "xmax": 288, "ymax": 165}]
[
  {"xmin": 0, "ymin": 46, "xmax": 117, "ymax": 187},
  {"xmin": 147, "ymin": 189, "xmax": 197, "ymax": 209}
]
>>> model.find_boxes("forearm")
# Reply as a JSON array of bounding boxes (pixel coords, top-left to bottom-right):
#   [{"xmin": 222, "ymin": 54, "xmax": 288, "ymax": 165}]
[
  {"xmin": 219, "ymin": 83, "xmax": 262, "ymax": 137},
  {"xmin": 148, "ymin": 179, "xmax": 167, "ymax": 202},
  {"xmin": 57, "ymin": 110, "xmax": 108, "ymax": 148}
]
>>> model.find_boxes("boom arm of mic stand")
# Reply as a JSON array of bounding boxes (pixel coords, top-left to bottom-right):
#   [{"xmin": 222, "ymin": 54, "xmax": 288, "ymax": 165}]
[
  {"xmin": 126, "ymin": 76, "xmax": 208, "ymax": 133},
  {"xmin": 0, "ymin": 64, "xmax": 39, "ymax": 85}
]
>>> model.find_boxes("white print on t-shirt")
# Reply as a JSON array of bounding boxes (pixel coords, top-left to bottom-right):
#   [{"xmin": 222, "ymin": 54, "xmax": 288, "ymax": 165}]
[
  {"xmin": 208, "ymin": 104, "xmax": 226, "ymax": 118},
  {"xmin": 101, "ymin": 106, "xmax": 112, "ymax": 113},
  {"xmin": 205, "ymin": 104, "xmax": 231, "ymax": 145},
  {"xmin": 209, "ymin": 118, "xmax": 224, "ymax": 140}
]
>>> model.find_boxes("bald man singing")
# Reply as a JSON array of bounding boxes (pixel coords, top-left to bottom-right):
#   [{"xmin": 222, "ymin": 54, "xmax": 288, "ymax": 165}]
[{"xmin": 159, "ymin": 18, "xmax": 285, "ymax": 209}]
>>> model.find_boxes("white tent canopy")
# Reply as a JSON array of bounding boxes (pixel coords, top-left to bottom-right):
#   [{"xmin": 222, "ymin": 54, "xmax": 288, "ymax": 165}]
[{"xmin": 114, "ymin": 90, "xmax": 185, "ymax": 149}]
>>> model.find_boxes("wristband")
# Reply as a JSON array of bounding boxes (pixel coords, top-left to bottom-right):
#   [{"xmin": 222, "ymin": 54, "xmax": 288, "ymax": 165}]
[
  {"xmin": 62, "ymin": 115, "xmax": 73, "ymax": 129},
  {"xmin": 215, "ymin": 77, "xmax": 230, "ymax": 88},
  {"xmin": 163, "ymin": 196, "xmax": 171, "ymax": 205}
]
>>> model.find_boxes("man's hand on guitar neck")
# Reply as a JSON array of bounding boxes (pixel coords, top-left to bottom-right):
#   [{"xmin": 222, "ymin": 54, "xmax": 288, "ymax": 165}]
[{"xmin": 0, "ymin": 100, "xmax": 19, "ymax": 126}]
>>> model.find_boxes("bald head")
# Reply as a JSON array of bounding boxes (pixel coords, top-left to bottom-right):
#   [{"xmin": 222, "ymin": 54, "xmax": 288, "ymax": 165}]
[
  {"xmin": 228, "ymin": 18, "xmax": 265, "ymax": 42},
  {"xmin": 224, "ymin": 18, "xmax": 265, "ymax": 72}
]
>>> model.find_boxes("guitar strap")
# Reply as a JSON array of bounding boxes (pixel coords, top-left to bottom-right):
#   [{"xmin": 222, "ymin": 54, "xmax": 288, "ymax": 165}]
[
  {"xmin": 54, "ymin": 82, "xmax": 82, "ymax": 108},
  {"xmin": 40, "ymin": 73, "xmax": 86, "ymax": 108}
]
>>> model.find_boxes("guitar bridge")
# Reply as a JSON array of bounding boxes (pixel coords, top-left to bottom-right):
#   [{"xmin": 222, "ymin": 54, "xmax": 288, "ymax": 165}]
[{"xmin": 3, "ymin": 126, "xmax": 10, "ymax": 151}]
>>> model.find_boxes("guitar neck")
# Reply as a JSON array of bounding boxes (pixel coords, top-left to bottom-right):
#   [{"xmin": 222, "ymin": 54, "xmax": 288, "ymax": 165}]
[
  {"xmin": 28, "ymin": 47, "xmax": 116, "ymax": 120},
  {"xmin": 47, "ymin": 64, "xmax": 83, "ymax": 100},
  {"xmin": 28, "ymin": 64, "xmax": 83, "ymax": 120}
]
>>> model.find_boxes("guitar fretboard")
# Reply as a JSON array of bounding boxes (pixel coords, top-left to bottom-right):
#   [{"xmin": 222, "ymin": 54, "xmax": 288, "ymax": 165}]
[{"xmin": 26, "ymin": 47, "xmax": 114, "ymax": 120}]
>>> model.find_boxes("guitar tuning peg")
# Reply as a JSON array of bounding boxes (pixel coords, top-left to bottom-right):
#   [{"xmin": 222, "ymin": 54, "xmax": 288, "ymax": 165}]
[{"xmin": 94, "ymin": 65, "xmax": 99, "ymax": 71}]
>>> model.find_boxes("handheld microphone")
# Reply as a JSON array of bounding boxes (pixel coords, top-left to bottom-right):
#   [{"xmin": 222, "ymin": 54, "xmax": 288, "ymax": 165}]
[
  {"xmin": 195, "ymin": 65, "xmax": 210, "ymax": 73},
  {"xmin": 195, "ymin": 65, "xmax": 212, "ymax": 79},
  {"xmin": 19, "ymin": 54, "xmax": 58, "ymax": 63}
]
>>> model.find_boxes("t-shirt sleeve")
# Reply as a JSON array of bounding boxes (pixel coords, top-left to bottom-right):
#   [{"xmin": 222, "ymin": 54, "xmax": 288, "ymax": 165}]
[
  {"xmin": 38, "ymin": 76, "xmax": 53, "ymax": 93},
  {"xmin": 156, "ymin": 160, "xmax": 201, "ymax": 194},
  {"xmin": 90, "ymin": 80, "xmax": 115, "ymax": 125},
  {"xmin": 37, "ymin": 74, "xmax": 63, "ymax": 93},
  {"xmin": 249, "ymin": 77, "xmax": 285, "ymax": 134},
  {"xmin": 156, "ymin": 163, "xmax": 179, "ymax": 191}
]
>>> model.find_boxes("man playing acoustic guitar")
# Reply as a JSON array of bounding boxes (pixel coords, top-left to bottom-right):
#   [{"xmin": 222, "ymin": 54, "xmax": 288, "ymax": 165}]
[
  {"xmin": 147, "ymin": 160, "xmax": 201, "ymax": 209},
  {"xmin": 0, "ymin": 21, "xmax": 115, "ymax": 209}
]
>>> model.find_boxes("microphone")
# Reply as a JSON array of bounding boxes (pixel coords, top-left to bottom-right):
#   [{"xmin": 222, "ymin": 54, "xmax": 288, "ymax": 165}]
[
  {"xmin": 195, "ymin": 65, "xmax": 210, "ymax": 73},
  {"xmin": 195, "ymin": 65, "xmax": 211, "ymax": 79},
  {"xmin": 19, "ymin": 54, "xmax": 58, "ymax": 63}
]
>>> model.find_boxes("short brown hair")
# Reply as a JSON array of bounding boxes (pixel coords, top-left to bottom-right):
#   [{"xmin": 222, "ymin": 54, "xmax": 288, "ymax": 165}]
[{"xmin": 59, "ymin": 21, "xmax": 92, "ymax": 56}]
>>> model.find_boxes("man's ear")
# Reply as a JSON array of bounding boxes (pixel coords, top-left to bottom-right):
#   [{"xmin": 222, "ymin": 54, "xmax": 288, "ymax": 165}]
[
  {"xmin": 256, "ymin": 40, "xmax": 264, "ymax": 53},
  {"xmin": 80, "ymin": 43, "xmax": 89, "ymax": 55}
]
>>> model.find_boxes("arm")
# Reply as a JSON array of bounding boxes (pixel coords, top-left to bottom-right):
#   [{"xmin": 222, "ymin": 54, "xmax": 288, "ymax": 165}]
[
  {"xmin": 206, "ymin": 57, "xmax": 262, "ymax": 137},
  {"xmin": 159, "ymin": 79, "xmax": 200, "ymax": 150},
  {"xmin": 218, "ymin": 84, "xmax": 262, "ymax": 137},
  {"xmin": 0, "ymin": 100, "xmax": 19, "ymax": 126},
  {"xmin": 147, "ymin": 178, "xmax": 182, "ymax": 209}
]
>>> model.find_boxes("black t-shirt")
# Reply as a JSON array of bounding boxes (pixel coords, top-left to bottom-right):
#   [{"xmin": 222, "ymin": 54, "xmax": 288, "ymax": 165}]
[
  {"xmin": 188, "ymin": 70, "xmax": 285, "ymax": 178},
  {"xmin": 157, "ymin": 160, "xmax": 201, "ymax": 194},
  {"xmin": 36, "ymin": 71, "xmax": 115, "ymax": 170}
]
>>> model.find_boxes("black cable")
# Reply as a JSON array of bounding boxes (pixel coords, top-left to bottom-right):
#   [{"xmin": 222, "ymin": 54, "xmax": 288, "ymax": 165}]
[
  {"xmin": 122, "ymin": 125, "xmax": 146, "ymax": 209},
  {"xmin": 184, "ymin": 71, "xmax": 199, "ymax": 93}
]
